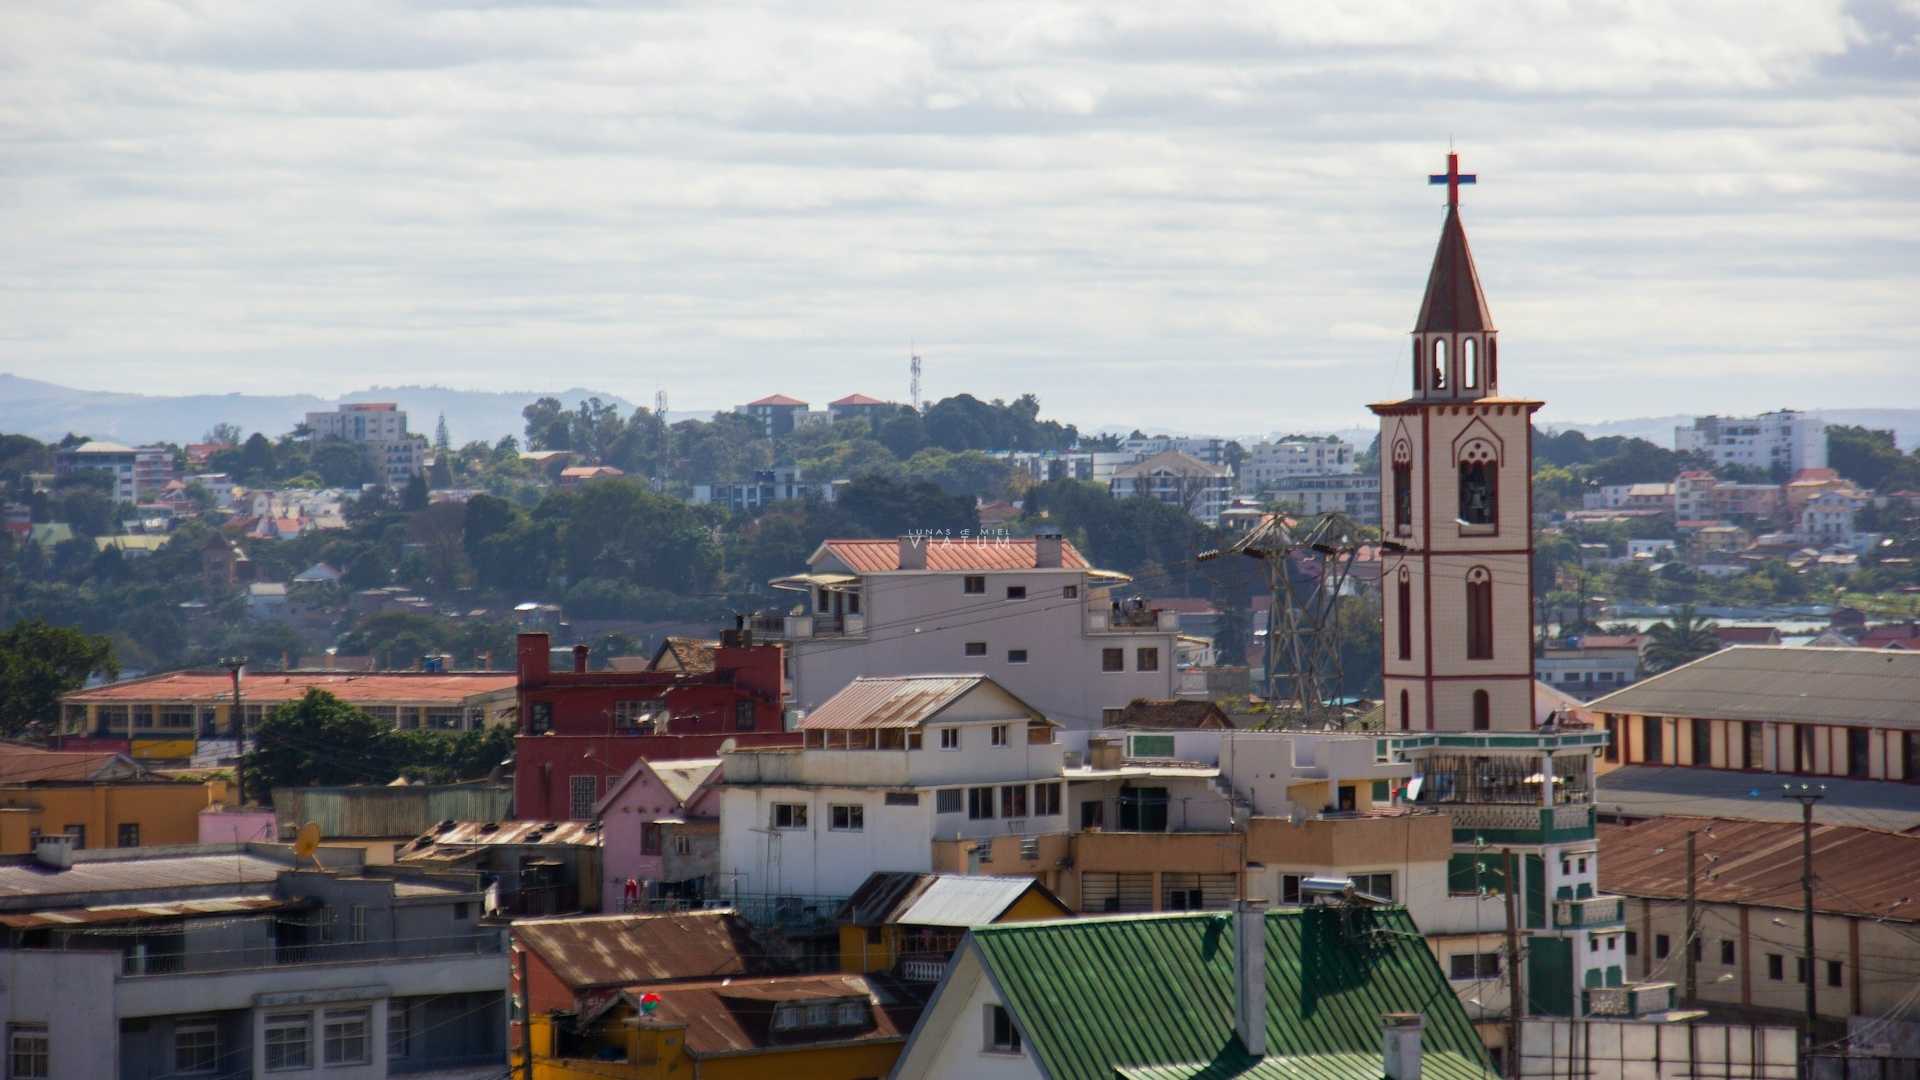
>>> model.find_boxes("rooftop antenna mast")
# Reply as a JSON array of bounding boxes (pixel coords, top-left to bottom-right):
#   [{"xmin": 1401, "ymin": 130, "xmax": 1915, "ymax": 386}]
[
  {"xmin": 653, "ymin": 389, "xmax": 669, "ymax": 490},
  {"xmin": 909, "ymin": 345, "xmax": 922, "ymax": 412}
]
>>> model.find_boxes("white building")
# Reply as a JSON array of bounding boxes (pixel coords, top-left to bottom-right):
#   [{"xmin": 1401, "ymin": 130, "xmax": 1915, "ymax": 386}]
[
  {"xmin": 1239, "ymin": 437, "xmax": 1355, "ymax": 493},
  {"xmin": 1119, "ymin": 434, "xmax": 1229, "ymax": 465},
  {"xmin": 303, "ymin": 404, "xmax": 427, "ymax": 486},
  {"xmin": 1108, "ymin": 450, "xmax": 1234, "ymax": 525},
  {"xmin": 691, "ymin": 466, "xmax": 832, "ymax": 511},
  {"xmin": 715, "ymin": 675, "xmax": 1067, "ymax": 900},
  {"xmin": 1675, "ymin": 410, "xmax": 1826, "ymax": 474},
  {"xmin": 761, "ymin": 535, "xmax": 1182, "ymax": 729},
  {"xmin": 52, "ymin": 441, "xmax": 179, "ymax": 502},
  {"xmin": 1800, "ymin": 487, "xmax": 1866, "ymax": 548},
  {"xmin": 1262, "ymin": 472, "xmax": 1382, "ymax": 523}
]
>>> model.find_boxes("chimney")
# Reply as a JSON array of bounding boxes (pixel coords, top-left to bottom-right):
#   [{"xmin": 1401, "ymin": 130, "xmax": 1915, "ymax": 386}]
[
  {"xmin": 1234, "ymin": 899, "xmax": 1268, "ymax": 1057},
  {"xmin": 517, "ymin": 632, "xmax": 551, "ymax": 687},
  {"xmin": 572, "ymin": 643, "xmax": 590, "ymax": 674},
  {"xmin": 34, "ymin": 834, "xmax": 75, "ymax": 870},
  {"xmin": 897, "ymin": 535, "xmax": 927, "ymax": 571},
  {"xmin": 1034, "ymin": 532, "xmax": 1063, "ymax": 568},
  {"xmin": 1382, "ymin": 1013, "xmax": 1426, "ymax": 1080},
  {"xmin": 1087, "ymin": 736, "xmax": 1122, "ymax": 770}
]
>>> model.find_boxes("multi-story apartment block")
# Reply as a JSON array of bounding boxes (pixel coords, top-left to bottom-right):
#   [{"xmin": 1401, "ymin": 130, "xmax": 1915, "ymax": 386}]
[
  {"xmin": 827, "ymin": 393, "xmax": 894, "ymax": 425},
  {"xmin": 1582, "ymin": 482, "xmax": 1676, "ymax": 513},
  {"xmin": 1119, "ymin": 434, "xmax": 1229, "ymax": 465},
  {"xmin": 53, "ymin": 441, "xmax": 180, "ymax": 502},
  {"xmin": 0, "ymin": 841, "xmax": 507, "ymax": 1079},
  {"xmin": 690, "ymin": 466, "xmax": 831, "ymax": 512},
  {"xmin": 1535, "ymin": 635, "xmax": 1643, "ymax": 700},
  {"xmin": 303, "ymin": 404, "xmax": 427, "ymax": 486},
  {"xmin": 1238, "ymin": 436, "xmax": 1355, "ymax": 493},
  {"xmin": 1109, "ymin": 450, "xmax": 1234, "ymax": 524},
  {"xmin": 1676, "ymin": 409, "xmax": 1826, "ymax": 474},
  {"xmin": 1262, "ymin": 472, "xmax": 1382, "ymax": 523},
  {"xmin": 733, "ymin": 394, "xmax": 810, "ymax": 438},
  {"xmin": 758, "ymin": 535, "xmax": 1181, "ymax": 728}
]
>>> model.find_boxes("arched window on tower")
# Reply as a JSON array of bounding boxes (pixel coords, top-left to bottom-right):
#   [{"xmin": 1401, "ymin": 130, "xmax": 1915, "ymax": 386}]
[
  {"xmin": 1392, "ymin": 460, "xmax": 1412, "ymax": 535},
  {"xmin": 1459, "ymin": 459, "xmax": 1496, "ymax": 527},
  {"xmin": 1462, "ymin": 338, "xmax": 1478, "ymax": 389},
  {"xmin": 1412, "ymin": 339, "xmax": 1423, "ymax": 392},
  {"xmin": 1432, "ymin": 339, "xmax": 1447, "ymax": 390},
  {"xmin": 1396, "ymin": 568, "xmax": 1412, "ymax": 661},
  {"xmin": 1487, "ymin": 338, "xmax": 1498, "ymax": 388},
  {"xmin": 1472, "ymin": 689, "xmax": 1490, "ymax": 731},
  {"xmin": 1465, "ymin": 567, "xmax": 1493, "ymax": 660},
  {"xmin": 1399, "ymin": 689, "xmax": 1410, "ymax": 732}
]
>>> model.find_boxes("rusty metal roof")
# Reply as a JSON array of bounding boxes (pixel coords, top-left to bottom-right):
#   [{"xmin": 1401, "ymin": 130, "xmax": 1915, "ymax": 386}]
[
  {"xmin": 1599, "ymin": 815, "xmax": 1920, "ymax": 921},
  {"xmin": 604, "ymin": 972, "xmax": 926, "ymax": 1056},
  {"xmin": 65, "ymin": 670, "xmax": 515, "ymax": 706},
  {"xmin": 0, "ymin": 853, "xmax": 286, "ymax": 904},
  {"xmin": 651, "ymin": 638, "xmax": 718, "ymax": 674},
  {"xmin": 800, "ymin": 675, "xmax": 1048, "ymax": 731},
  {"xmin": 1104, "ymin": 700, "xmax": 1232, "ymax": 730},
  {"xmin": 397, "ymin": 819, "xmax": 599, "ymax": 861},
  {"xmin": 513, "ymin": 910, "xmax": 768, "ymax": 989},
  {"xmin": 819, "ymin": 538, "xmax": 1090, "ymax": 572},
  {"xmin": 0, "ymin": 894, "xmax": 290, "ymax": 929},
  {"xmin": 1589, "ymin": 646, "xmax": 1920, "ymax": 727},
  {"xmin": 836, "ymin": 872, "xmax": 1062, "ymax": 928},
  {"xmin": 0, "ymin": 744, "xmax": 146, "ymax": 784}
]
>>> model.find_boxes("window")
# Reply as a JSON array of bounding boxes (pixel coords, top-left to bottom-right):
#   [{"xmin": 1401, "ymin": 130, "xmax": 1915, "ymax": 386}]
[
  {"xmin": 1354, "ymin": 872, "xmax": 1394, "ymax": 901},
  {"xmin": 1449, "ymin": 953, "xmax": 1502, "ymax": 980},
  {"xmin": 1007, "ymin": 650, "xmax": 1028, "ymax": 664},
  {"xmin": 323, "ymin": 1009, "xmax": 370, "ymax": 1066},
  {"xmin": 968, "ymin": 787, "xmax": 996, "ymax": 820},
  {"xmin": 1721, "ymin": 940, "xmax": 1736, "ymax": 965},
  {"xmin": 1136, "ymin": 648, "xmax": 1159, "ymax": 672},
  {"xmin": 836, "ymin": 1001, "xmax": 865, "ymax": 1025},
  {"xmin": 1102, "ymin": 707, "xmax": 1124, "ymax": 725},
  {"xmin": 1472, "ymin": 690, "xmax": 1490, "ymax": 731},
  {"xmin": 806, "ymin": 1002, "xmax": 831, "ymax": 1026},
  {"xmin": 940, "ymin": 727, "xmax": 960, "ymax": 750},
  {"xmin": 772, "ymin": 803, "xmax": 808, "ymax": 829},
  {"xmin": 965, "ymin": 642, "xmax": 988, "ymax": 657},
  {"xmin": 642, "ymin": 823, "xmax": 663, "ymax": 854},
  {"xmin": 388, "ymin": 1002, "xmax": 410, "ymax": 1060},
  {"xmin": 1080, "ymin": 800, "xmax": 1104, "ymax": 829},
  {"xmin": 613, "ymin": 699, "xmax": 655, "ymax": 730},
  {"xmin": 1392, "ymin": 461, "xmax": 1412, "ymax": 534},
  {"xmin": 1827, "ymin": 960, "xmax": 1843, "ymax": 988},
  {"xmin": 1465, "ymin": 568, "xmax": 1493, "ymax": 660},
  {"xmin": 937, "ymin": 789, "xmax": 963, "ymax": 814},
  {"xmin": 569, "ymin": 775, "xmax": 597, "ymax": 820},
  {"xmin": 830, "ymin": 804, "xmax": 865, "ymax": 831},
  {"xmin": 1432, "ymin": 338, "xmax": 1447, "ymax": 389},
  {"xmin": 1063, "ymin": 585, "xmax": 1079, "ymax": 599},
  {"xmin": 963, "ymin": 576, "xmax": 986, "ymax": 594},
  {"xmin": 675, "ymin": 834, "xmax": 696, "ymax": 855},
  {"xmin": 1399, "ymin": 689, "xmax": 1410, "ymax": 732},
  {"xmin": 986, "ymin": 1005, "xmax": 1022, "ymax": 1054},
  {"xmin": 1691, "ymin": 937, "xmax": 1703, "ymax": 962},
  {"xmin": 1458, "ymin": 460, "xmax": 1496, "ymax": 526},
  {"xmin": 1643, "ymin": 716, "xmax": 1664, "ymax": 764},
  {"xmin": 265, "ymin": 1014, "xmax": 312, "ymax": 1071},
  {"xmin": 1034, "ymin": 782, "xmax": 1062, "ymax": 816},
  {"xmin": 1281, "ymin": 874, "xmax": 1303, "ymax": 905},
  {"xmin": 117, "ymin": 823, "xmax": 139, "ymax": 848},
  {"xmin": 1745, "ymin": 722, "xmax": 1765, "ymax": 770},
  {"xmin": 1101, "ymin": 648, "xmax": 1124, "ymax": 672},
  {"xmin": 453, "ymin": 902, "xmax": 471, "ymax": 920},
  {"xmin": 62, "ymin": 824, "xmax": 84, "ymax": 851},
  {"xmin": 1006, "ymin": 586, "xmax": 1027, "ymax": 601},
  {"xmin": 1000, "ymin": 785, "xmax": 1028, "ymax": 819},
  {"xmin": 349, "ymin": 903, "xmax": 367, "ymax": 943},
  {"xmin": 990, "ymin": 724, "xmax": 1010, "ymax": 746},
  {"xmin": 1396, "ymin": 575, "xmax": 1412, "ymax": 660},
  {"xmin": 8, "ymin": 1024, "xmax": 48, "ymax": 1080},
  {"xmin": 1692, "ymin": 720, "xmax": 1713, "ymax": 767},
  {"xmin": 885, "ymin": 792, "xmax": 920, "ymax": 807},
  {"xmin": 527, "ymin": 700, "xmax": 552, "ymax": 734},
  {"xmin": 1462, "ymin": 337, "xmax": 1478, "ymax": 388},
  {"xmin": 1117, "ymin": 787, "xmax": 1169, "ymax": 832},
  {"xmin": 735, "ymin": 699, "xmax": 756, "ymax": 732},
  {"xmin": 175, "ymin": 1021, "xmax": 218, "ymax": 1075},
  {"xmin": 1654, "ymin": 934, "xmax": 1670, "ymax": 960},
  {"xmin": 1796, "ymin": 958, "xmax": 1809, "ymax": 984},
  {"xmin": 1767, "ymin": 953, "xmax": 1784, "ymax": 981},
  {"xmin": 1625, "ymin": 931, "xmax": 1638, "ymax": 956}
]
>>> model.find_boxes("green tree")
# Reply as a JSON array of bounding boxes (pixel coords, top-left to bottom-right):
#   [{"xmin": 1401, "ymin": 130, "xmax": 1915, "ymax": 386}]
[
  {"xmin": 0, "ymin": 620, "xmax": 119, "ymax": 735},
  {"xmin": 1643, "ymin": 605, "xmax": 1719, "ymax": 673},
  {"xmin": 310, "ymin": 439, "xmax": 374, "ymax": 488},
  {"xmin": 560, "ymin": 479, "xmax": 722, "ymax": 595},
  {"xmin": 338, "ymin": 612, "xmax": 450, "ymax": 669},
  {"xmin": 245, "ymin": 689, "xmax": 402, "ymax": 799},
  {"xmin": 400, "ymin": 474, "xmax": 429, "ymax": 511},
  {"xmin": 522, "ymin": 397, "xmax": 572, "ymax": 451},
  {"xmin": 835, "ymin": 476, "xmax": 976, "ymax": 538}
]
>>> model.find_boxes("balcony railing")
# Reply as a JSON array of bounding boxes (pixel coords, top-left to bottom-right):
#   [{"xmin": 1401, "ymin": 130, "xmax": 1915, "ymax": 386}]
[
  {"xmin": 723, "ymin": 893, "xmax": 847, "ymax": 933},
  {"xmin": 118, "ymin": 932, "xmax": 504, "ymax": 978},
  {"xmin": 898, "ymin": 957, "xmax": 949, "ymax": 982},
  {"xmin": 1554, "ymin": 896, "xmax": 1624, "ymax": 929},
  {"xmin": 1087, "ymin": 609, "xmax": 1180, "ymax": 634}
]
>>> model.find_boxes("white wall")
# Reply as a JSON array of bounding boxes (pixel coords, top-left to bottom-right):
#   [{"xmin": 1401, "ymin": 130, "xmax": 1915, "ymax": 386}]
[
  {"xmin": 891, "ymin": 952, "xmax": 1046, "ymax": 1080},
  {"xmin": 0, "ymin": 950, "xmax": 119, "ymax": 1080}
]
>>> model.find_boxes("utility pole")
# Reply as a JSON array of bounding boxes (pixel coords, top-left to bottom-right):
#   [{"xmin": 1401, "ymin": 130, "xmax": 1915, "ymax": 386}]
[
  {"xmin": 1783, "ymin": 784, "xmax": 1825, "ymax": 1060},
  {"xmin": 517, "ymin": 944, "xmax": 535, "ymax": 1080},
  {"xmin": 1504, "ymin": 848, "xmax": 1522, "ymax": 1067},
  {"xmin": 221, "ymin": 656, "xmax": 247, "ymax": 805},
  {"xmin": 1685, "ymin": 829, "xmax": 1698, "ymax": 1005}
]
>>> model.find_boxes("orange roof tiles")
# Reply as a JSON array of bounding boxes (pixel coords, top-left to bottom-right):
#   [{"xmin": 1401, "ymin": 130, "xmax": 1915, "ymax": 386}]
[
  {"xmin": 830, "ymin": 393, "xmax": 888, "ymax": 406},
  {"xmin": 614, "ymin": 972, "xmax": 924, "ymax": 1055},
  {"xmin": 745, "ymin": 394, "xmax": 807, "ymax": 407},
  {"xmin": 822, "ymin": 537, "xmax": 1090, "ymax": 572},
  {"xmin": 64, "ymin": 670, "xmax": 515, "ymax": 706}
]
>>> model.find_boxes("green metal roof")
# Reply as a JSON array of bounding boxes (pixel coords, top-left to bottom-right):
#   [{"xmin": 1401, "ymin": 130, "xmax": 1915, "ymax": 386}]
[
  {"xmin": 970, "ymin": 907, "xmax": 1492, "ymax": 1080},
  {"xmin": 1120, "ymin": 1050, "xmax": 1493, "ymax": 1080}
]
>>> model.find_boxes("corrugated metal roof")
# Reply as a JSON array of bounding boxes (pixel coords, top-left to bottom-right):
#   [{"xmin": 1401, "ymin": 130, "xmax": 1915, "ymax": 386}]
[
  {"xmin": 275, "ymin": 785, "xmax": 515, "ymax": 840},
  {"xmin": 821, "ymin": 538, "xmax": 1091, "ymax": 572},
  {"xmin": 1588, "ymin": 646, "xmax": 1920, "ymax": 727},
  {"xmin": 609, "ymin": 972, "xmax": 925, "ymax": 1056},
  {"xmin": 513, "ymin": 910, "xmax": 768, "ymax": 989},
  {"xmin": 837, "ymin": 872, "xmax": 1055, "ymax": 927},
  {"xmin": 397, "ymin": 819, "xmax": 598, "ymax": 861},
  {"xmin": 1598, "ymin": 766, "xmax": 1920, "ymax": 833},
  {"xmin": 0, "ymin": 894, "xmax": 290, "ymax": 929},
  {"xmin": 1121, "ymin": 1051, "xmax": 1492, "ymax": 1080},
  {"xmin": 1600, "ymin": 815, "xmax": 1920, "ymax": 920},
  {"xmin": 0, "ymin": 745, "xmax": 145, "ymax": 784},
  {"xmin": 65, "ymin": 671, "xmax": 515, "ymax": 706},
  {"xmin": 969, "ymin": 908, "xmax": 1492, "ymax": 1080},
  {"xmin": 0, "ymin": 854, "xmax": 286, "ymax": 903},
  {"xmin": 800, "ymin": 676, "xmax": 984, "ymax": 730}
]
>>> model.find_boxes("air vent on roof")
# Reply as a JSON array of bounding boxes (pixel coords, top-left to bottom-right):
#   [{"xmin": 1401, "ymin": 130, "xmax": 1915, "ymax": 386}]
[
  {"xmin": 435, "ymin": 820, "xmax": 456, "ymax": 833},
  {"xmin": 479, "ymin": 822, "xmax": 500, "ymax": 833}
]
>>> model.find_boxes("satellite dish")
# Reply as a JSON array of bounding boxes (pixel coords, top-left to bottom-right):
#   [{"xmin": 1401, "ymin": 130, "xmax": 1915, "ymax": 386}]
[
  {"xmin": 1288, "ymin": 807, "xmax": 1308, "ymax": 828},
  {"xmin": 293, "ymin": 822, "xmax": 321, "ymax": 866}
]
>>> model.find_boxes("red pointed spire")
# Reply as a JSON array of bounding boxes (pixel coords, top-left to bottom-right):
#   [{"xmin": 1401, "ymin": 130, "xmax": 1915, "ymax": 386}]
[{"xmin": 1414, "ymin": 153, "xmax": 1493, "ymax": 333}]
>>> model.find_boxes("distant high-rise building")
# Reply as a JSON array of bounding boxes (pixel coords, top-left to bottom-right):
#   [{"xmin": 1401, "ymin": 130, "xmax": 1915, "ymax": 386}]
[
  {"xmin": 1675, "ymin": 410, "xmax": 1825, "ymax": 475},
  {"xmin": 303, "ymin": 403, "xmax": 426, "ymax": 487}
]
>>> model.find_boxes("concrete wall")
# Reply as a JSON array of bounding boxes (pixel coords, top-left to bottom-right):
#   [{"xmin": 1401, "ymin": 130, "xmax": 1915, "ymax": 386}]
[
  {"xmin": 0, "ymin": 949, "xmax": 119, "ymax": 1080},
  {"xmin": 0, "ymin": 781, "xmax": 215, "ymax": 853}
]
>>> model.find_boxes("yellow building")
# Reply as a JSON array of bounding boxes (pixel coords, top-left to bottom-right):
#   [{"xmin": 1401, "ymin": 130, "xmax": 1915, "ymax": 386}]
[
  {"xmin": 523, "ymin": 971, "xmax": 924, "ymax": 1080},
  {"xmin": 0, "ymin": 772, "xmax": 229, "ymax": 854},
  {"xmin": 834, "ymin": 872, "xmax": 1072, "ymax": 976}
]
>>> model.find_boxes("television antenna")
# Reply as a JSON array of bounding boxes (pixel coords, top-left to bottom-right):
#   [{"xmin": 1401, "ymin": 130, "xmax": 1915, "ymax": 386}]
[{"xmin": 909, "ymin": 345, "xmax": 922, "ymax": 412}]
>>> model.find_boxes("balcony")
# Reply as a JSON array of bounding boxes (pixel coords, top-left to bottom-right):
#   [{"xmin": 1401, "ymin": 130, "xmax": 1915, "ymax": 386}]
[
  {"xmin": 1087, "ymin": 608, "xmax": 1180, "ymax": 634},
  {"xmin": 1440, "ymin": 802, "xmax": 1596, "ymax": 842},
  {"xmin": 1554, "ymin": 895, "xmax": 1624, "ymax": 929}
]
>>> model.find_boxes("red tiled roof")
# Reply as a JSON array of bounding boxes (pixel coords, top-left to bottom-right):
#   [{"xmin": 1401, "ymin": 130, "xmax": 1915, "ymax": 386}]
[
  {"xmin": 1715, "ymin": 626, "xmax": 1780, "ymax": 646},
  {"xmin": 830, "ymin": 393, "xmax": 888, "ymax": 406},
  {"xmin": 745, "ymin": 394, "xmax": 808, "ymax": 407},
  {"xmin": 1577, "ymin": 634, "xmax": 1644, "ymax": 650},
  {"xmin": 0, "ymin": 744, "xmax": 144, "ymax": 784},
  {"xmin": 821, "ymin": 538, "xmax": 1090, "ymax": 572},
  {"xmin": 64, "ymin": 671, "xmax": 515, "ymax": 706},
  {"xmin": 515, "ymin": 910, "xmax": 767, "ymax": 990}
]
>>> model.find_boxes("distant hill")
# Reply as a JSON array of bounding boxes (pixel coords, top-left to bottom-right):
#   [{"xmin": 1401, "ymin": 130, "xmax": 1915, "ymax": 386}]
[
  {"xmin": 1544, "ymin": 410, "xmax": 1920, "ymax": 453},
  {"xmin": 0, "ymin": 374, "xmax": 637, "ymax": 447}
]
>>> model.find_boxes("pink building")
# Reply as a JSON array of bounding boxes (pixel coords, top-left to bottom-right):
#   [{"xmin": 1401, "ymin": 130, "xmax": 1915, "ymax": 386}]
[{"xmin": 595, "ymin": 757, "xmax": 722, "ymax": 910}]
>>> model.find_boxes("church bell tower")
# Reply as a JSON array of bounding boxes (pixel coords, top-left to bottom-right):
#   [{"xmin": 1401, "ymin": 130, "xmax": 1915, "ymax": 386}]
[{"xmin": 1372, "ymin": 153, "xmax": 1542, "ymax": 732}]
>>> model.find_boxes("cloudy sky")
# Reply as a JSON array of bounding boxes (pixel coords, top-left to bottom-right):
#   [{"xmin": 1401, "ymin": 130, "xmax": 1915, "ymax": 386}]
[{"xmin": 2, "ymin": 0, "xmax": 1915, "ymax": 436}]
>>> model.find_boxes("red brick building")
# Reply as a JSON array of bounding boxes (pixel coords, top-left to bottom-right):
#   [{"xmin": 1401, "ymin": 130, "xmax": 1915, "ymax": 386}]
[{"xmin": 513, "ymin": 630, "xmax": 798, "ymax": 821}]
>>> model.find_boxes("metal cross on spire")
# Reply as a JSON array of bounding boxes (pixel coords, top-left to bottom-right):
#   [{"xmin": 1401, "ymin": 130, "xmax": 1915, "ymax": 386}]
[{"xmin": 1428, "ymin": 151, "xmax": 1476, "ymax": 208}]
